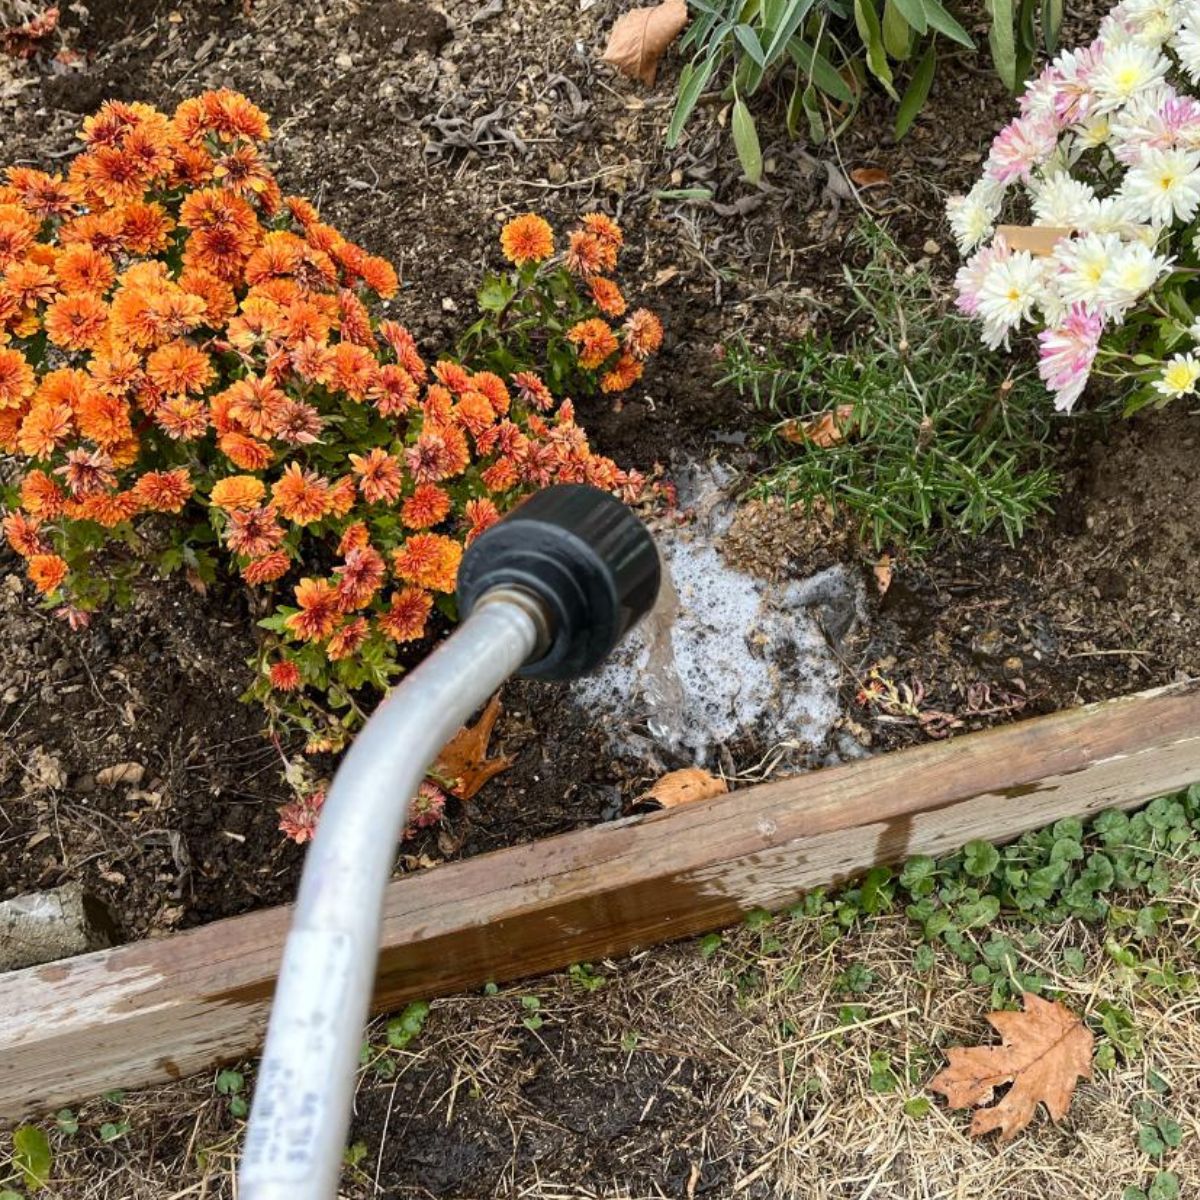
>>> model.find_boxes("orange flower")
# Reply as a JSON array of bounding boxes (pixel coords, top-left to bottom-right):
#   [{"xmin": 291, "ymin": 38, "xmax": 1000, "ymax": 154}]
[
  {"xmin": 19, "ymin": 469, "xmax": 65, "ymax": 517},
  {"xmin": 70, "ymin": 490, "xmax": 142, "ymax": 529},
  {"xmin": 581, "ymin": 213, "xmax": 623, "ymax": 254},
  {"xmin": 327, "ymin": 616, "xmax": 369, "ymax": 661},
  {"xmin": 369, "ymin": 364, "xmax": 419, "ymax": 417},
  {"xmin": 391, "ymin": 533, "xmax": 462, "ymax": 593},
  {"xmin": 242, "ymin": 549, "xmax": 291, "ymax": 584},
  {"xmin": 271, "ymin": 462, "xmax": 330, "ymax": 525},
  {"xmin": 134, "ymin": 468, "xmax": 194, "ymax": 513},
  {"xmin": 120, "ymin": 200, "xmax": 175, "ymax": 255},
  {"xmin": 379, "ymin": 321, "xmax": 427, "ymax": 381},
  {"xmin": 18, "ymin": 403, "xmax": 73, "ymax": 459},
  {"xmin": 269, "ymin": 660, "xmax": 302, "ymax": 691},
  {"xmin": 600, "ymin": 350, "xmax": 648, "ymax": 393},
  {"xmin": 56, "ymin": 245, "xmax": 116, "ymax": 296},
  {"xmin": 358, "ymin": 255, "xmax": 398, "ymax": 298},
  {"xmin": 226, "ymin": 504, "xmax": 285, "ymax": 558},
  {"xmin": 6, "ymin": 167, "xmax": 72, "ymax": 219},
  {"xmin": 401, "ymin": 482, "xmax": 451, "ymax": 530},
  {"xmin": 0, "ymin": 217, "xmax": 34, "ymax": 269},
  {"xmin": 3, "ymin": 511, "xmax": 48, "ymax": 556},
  {"xmin": 89, "ymin": 346, "xmax": 144, "ymax": 397},
  {"xmin": 56, "ymin": 447, "xmax": 117, "ymax": 497},
  {"xmin": 470, "ymin": 371, "xmax": 510, "ymax": 416},
  {"xmin": 277, "ymin": 788, "xmax": 324, "ymax": 844},
  {"xmin": 285, "ymin": 577, "xmax": 340, "ymax": 641},
  {"xmin": 624, "ymin": 308, "xmax": 664, "ymax": 359},
  {"xmin": 43, "ymin": 294, "xmax": 110, "ymax": 352},
  {"xmin": 326, "ymin": 475, "xmax": 358, "ymax": 518},
  {"xmin": 564, "ymin": 230, "xmax": 609, "ymax": 278},
  {"xmin": 378, "ymin": 586, "xmax": 432, "ymax": 642},
  {"xmin": 3, "ymin": 259, "xmax": 57, "ymax": 308},
  {"xmin": 334, "ymin": 544, "xmax": 385, "ymax": 610},
  {"xmin": 567, "ymin": 318, "xmax": 619, "ymax": 369},
  {"xmin": 433, "ymin": 360, "xmax": 472, "ymax": 395},
  {"xmin": 589, "ymin": 277, "xmax": 627, "ymax": 318},
  {"xmin": 210, "ymin": 474, "xmax": 266, "ymax": 510},
  {"xmin": 76, "ymin": 391, "xmax": 133, "ymax": 447},
  {"xmin": 404, "ymin": 426, "xmax": 469, "ymax": 482},
  {"xmin": 338, "ymin": 521, "xmax": 370, "ymax": 555},
  {"xmin": 451, "ymin": 390, "xmax": 495, "ymax": 437},
  {"xmin": 146, "ymin": 340, "xmax": 214, "ymax": 397},
  {"xmin": 220, "ymin": 432, "xmax": 274, "ymax": 471},
  {"xmin": 225, "ymin": 376, "xmax": 288, "ymax": 439},
  {"xmin": 481, "ymin": 458, "xmax": 519, "ymax": 493},
  {"xmin": 464, "ymin": 497, "xmax": 501, "ymax": 544},
  {"xmin": 28, "ymin": 553, "xmax": 68, "ymax": 595},
  {"xmin": 0, "ymin": 346, "xmax": 34, "ymax": 409},
  {"xmin": 328, "ymin": 341, "xmax": 378, "ymax": 401},
  {"xmin": 155, "ymin": 397, "xmax": 209, "ymax": 440},
  {"xmin": 349, "ymin": 447, "xmax": 403, "ymax": 505},
  {"xmin": 512, "ymin": 371, "xmax": 554, "ymax": 412},
  {"xmin": 500, "ymin": 213, "xmax": 554, "ymax": 265}
]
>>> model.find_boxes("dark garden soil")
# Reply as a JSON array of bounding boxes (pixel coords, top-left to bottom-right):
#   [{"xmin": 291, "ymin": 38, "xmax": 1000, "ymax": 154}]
[{"xmin": 2, "ymin": 0, "xmax": 1198, "ymax": 946}]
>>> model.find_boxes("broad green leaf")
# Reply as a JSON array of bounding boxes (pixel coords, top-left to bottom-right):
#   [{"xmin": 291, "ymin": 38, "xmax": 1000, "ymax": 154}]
[
  {"xmin": 651, "ymin": 186, "xmax": 715, "ymax": 200},
  {"xmin": 667, "ymin": 54, "xmax": 719, "ymax": 147},
  {"xmin": 732, "ymin": 97, "xmax": 764, "ymax": 184},
  {"xmin": 762, "ymin": 0, "xmax": 818, "ymax": 64},
  {"xmin": 788, "ymin": 39, "xmax": 857, "ymax": 103},
  {"xmin": 13, "ymin": 1125, "xmax": 52, "ymax": 1191},
  {"xmin": 1042, "ymin": 0, "xmax": 1063, "ymax": 51},
  {"xmin": 987, "ymin": 0, "xmax": 1017, "ymax": 90},
  {"xmin": 791, "ymin": 79, "xmax": 827, "ymax": 142},
  {"xmin": 734, "ymin": 23, "xmax": 767, "ymax": 66},
  {"xmin": 895, "ymin": 43, "xmax": 936, "ymax": 137},
  {"xmin": 882, "ymin": 0, "xmax": 912, "ymax": 60},
  {"xmin": 890, "ymin": 0, "xmax": 928, "ymax": 33},
  {"xmin": 922, "ymin": 0, "xmax": 974, "ymax": 48},
  {"xmin": 853, "ymin": 0, "xmax": 899, "ymax": 99}
]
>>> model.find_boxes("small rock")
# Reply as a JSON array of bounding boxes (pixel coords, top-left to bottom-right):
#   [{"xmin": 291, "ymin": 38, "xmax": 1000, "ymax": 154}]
[
  {"xmin": 334, "ymin": 52, "xmax": 354, "ymax": 69},
  {"xmin": 922, "ymin": 239, "xmax": 941, "ymax": 255}
]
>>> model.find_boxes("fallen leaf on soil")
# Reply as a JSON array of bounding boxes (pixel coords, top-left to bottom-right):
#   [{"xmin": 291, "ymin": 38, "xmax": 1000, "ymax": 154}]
[
  {"xmin": 873, "ymin": 554, "xmax": 893, "ymax": 595},
  {"xmin": 96, "ymin": 762, "xmax": 146, "ymax": 788},
  {"xmin": 995, "ymin": 224, "xmax": 1073, "ymax": 256},
  {"xmin": 850, "ymin": 167, "xmax": 890, "ymax": 188},
  {"xmin": 929, "ymin": 992, "xmax": 1093, "ymax": 1140},
  {"xmin": 601, "ymin": 0, "xmax": 688, "ymax": 86},
  {"xmin": 432, "ymin": 694, "xmax": 514, "ymax": 801},
  {"xmin": 638, "ymin": 767, "xmax": 727, "ymax": 809},
  {"xmin": 654, "ymin": 266, "xmax": 681, "ymax": 287},
  {"xmin": 2, "ymin": 5, "xmax": 58, "ymax": 58},
  {"xmin": 781, "ymin": 404, "xmax": 855, "ymax": 448}
]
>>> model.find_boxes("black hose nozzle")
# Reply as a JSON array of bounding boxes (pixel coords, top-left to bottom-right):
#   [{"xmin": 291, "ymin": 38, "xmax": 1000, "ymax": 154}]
[{"xmin": 456, "ymin": 484, "xmax": 661, "ymax": 681}]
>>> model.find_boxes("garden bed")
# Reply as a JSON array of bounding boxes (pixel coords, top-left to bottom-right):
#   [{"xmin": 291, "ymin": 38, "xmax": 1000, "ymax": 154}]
[{"xmin": 1, "ymin": 0, "xmax": 1200, "ymax": 1192}]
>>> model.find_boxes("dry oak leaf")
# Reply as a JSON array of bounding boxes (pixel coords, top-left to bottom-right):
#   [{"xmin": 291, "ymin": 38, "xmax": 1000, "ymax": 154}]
[
  {"xmin": 929, "ymin": 992, "xmax": 1094, "ymax": 1141},
  {"xmin": 432, "ymin": 694, "xmax": 514, "ymax": 801},
  {"xmin": 873, "ymin": 554, "xmax": 893, "ymax": 596},
  {"xmin": 601, "ymin": 0, "xmax": 688, "ymax": 86},
  {"xmin": 781, "ymin": 404, "xmax": 855, "ymax": 448},
  {"xmin": 638, "ymin": 767, "xmax": 728, "ymax": 809}
]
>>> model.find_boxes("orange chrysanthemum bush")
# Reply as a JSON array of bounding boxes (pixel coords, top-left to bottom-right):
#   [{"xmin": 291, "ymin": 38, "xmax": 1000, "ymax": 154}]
[{"xmin": 0, "ymin": 91, "xmax": 662, "ymax": 758}]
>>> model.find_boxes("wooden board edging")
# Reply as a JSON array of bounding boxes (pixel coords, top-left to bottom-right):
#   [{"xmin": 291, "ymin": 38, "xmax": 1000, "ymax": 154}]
[{"xmin": 2, "ymin": 681, "xmax": 1199, "ymax": 1121}]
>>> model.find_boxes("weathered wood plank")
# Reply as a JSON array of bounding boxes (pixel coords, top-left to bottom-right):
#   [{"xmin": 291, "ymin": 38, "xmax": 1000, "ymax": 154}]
[{"xmin": 2, "ymin": 682, "xmax": 1198, "ymax": 1121}]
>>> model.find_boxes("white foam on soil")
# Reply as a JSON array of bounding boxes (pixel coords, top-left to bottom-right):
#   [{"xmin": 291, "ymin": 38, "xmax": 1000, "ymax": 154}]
[{"xmin": 572, "ymin": 498, "xmax": 855, "ymax": 768}]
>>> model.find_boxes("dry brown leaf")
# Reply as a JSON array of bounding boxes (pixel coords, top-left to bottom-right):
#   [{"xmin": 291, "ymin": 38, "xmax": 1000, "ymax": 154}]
[
  {"xmin": 781, "ymin": 404, "xmax": 855, "ymax": 448},
  {"xmin": 850, "ymin": 166, "xmax": 890, "ymax": 188},
  {"xmin": 96, "ymin": 762, "xmax": 145, "ymax": 788},
  {"xmin": 873, "ymin": 554, "xmax": 892, "ymax": 596},
  {"xmin": 601, "ymin": 0, "xmax": 688, "ymax": 86},
  {"xmin": 432, "ymin": 694, "xmax": 514, "ymax": 801},
  {"xmin": 929, "ymin": 992, "xmax": 1094, "ymax": 1140},
  {"xmin": 996, "ymin": 224, "xmax": 1073, "ymax": 256},
  {"xmin": 638, "ymin": 767, "xmax": 727, "ymax": 809}
]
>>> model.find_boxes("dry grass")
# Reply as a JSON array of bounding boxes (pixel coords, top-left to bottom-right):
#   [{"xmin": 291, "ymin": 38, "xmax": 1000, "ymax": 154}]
[{"xmin": 4, "ymin": 875, "xmax": 1198, "ymax": 1199}]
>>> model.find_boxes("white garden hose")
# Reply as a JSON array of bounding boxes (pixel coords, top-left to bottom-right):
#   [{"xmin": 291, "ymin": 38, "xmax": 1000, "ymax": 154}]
[{"xmin": 239, "ymin": 593, "xmax": 546, "ymax": 1199}]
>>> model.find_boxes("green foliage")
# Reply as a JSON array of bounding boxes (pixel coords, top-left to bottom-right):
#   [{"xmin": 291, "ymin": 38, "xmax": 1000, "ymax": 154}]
[
  {"xmin": 568, "ymin": 962, "xmax": 607, "ymax": 991},
  {"xmin": 727, "ymin": 224, "xmax": 1060, "ymax": 552},
  {"xmin": 215, "ymin": 1069, "xmax": 249, "ymax": 1119},
  {"xmin": 10, "ymin": 1127, "xmax": 50, "ymax": 1192},
  {"xmin": 669, "ymin": 0, "xmax": 1061, "ymax": 154},
  {"xmin": 385, "ymin": 1001, "xmax": 431, "ymax": 1049}
]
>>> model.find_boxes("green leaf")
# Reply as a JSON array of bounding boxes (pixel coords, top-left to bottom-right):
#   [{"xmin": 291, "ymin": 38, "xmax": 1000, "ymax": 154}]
[
  {"xmin": 1157, "ymin": 1114, "xmax": 1183, "ymax": 1149},
  {"xmin": 667, "ymin": 54, "xmax": 719, "ymax": 147},
  {"xmin": 386, "ymin": 1000, "xmax": 431, "ymax": 1048},
  {"xmin": 854, "ymin": 0, "xmax": 899, "ymax": 98},
  {"xmin": 987, "ymin": 0, "xmax": 1017, "ymax": 90},
  {"xmin": 698, "ymin": 932, "xmax": 723, "ymax": 958},
  {"xmin": 903, "ymin": 1096, "xmax": 931, "ymax": 1117},
  {"xmin": 890, "ymin": 0, "xmax": 927, "ymax": 32},
  {"xmin": 882, "ymin": 0, "xmax": 912, "ymax": 59},
  {"xmin": 734, "ymin": 23, "xmax": 767, "ymax": 66},
  {"xmin": 1149, "ymin": 1171, "xmax": 1181, "ymax": 1200},
  {"xmin": 1041, "ymin": 0, "xmax": 1062, "ymax": 51},
  {"xmin": 895, "ymin": 43, "xmax": 935, "ymax": 138},
  {"xmin": 922, "ymin": 0, "xmax": 974, "ymax": 48},
  {"xmin": 13, "ymin": 1126, "xmax": 52, "ymax": 1191},
  {"xmin": 1139, "ymin": 1124, "xmax": 1167, "ymax": 1156},
  {"xmin": 651, "ymin": 187, "xmax": 715, "ymax": 201},
  {"xmin": 963, "ymin": 840, "xmax": 1000, "ymax": 878},
  {"xmin": 731, "ymin": 98, "xmax": 764, "ymax": 185},
  {"xmin": 477, "ymin": 273, "xmax": 516, "ymax": 314},
  {"xmin": 788, "ymin": 39, "xmax": 857, "ymax": 103},
  {"xmin": 762, "ymin": 0, "xmax": 818, "ymax": 64}
]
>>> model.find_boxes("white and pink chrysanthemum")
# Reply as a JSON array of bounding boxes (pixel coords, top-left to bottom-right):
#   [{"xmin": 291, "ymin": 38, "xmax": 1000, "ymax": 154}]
[{"xmin": 1037, "ymin": 305, "xmax": 1105, "ymax": 411}]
